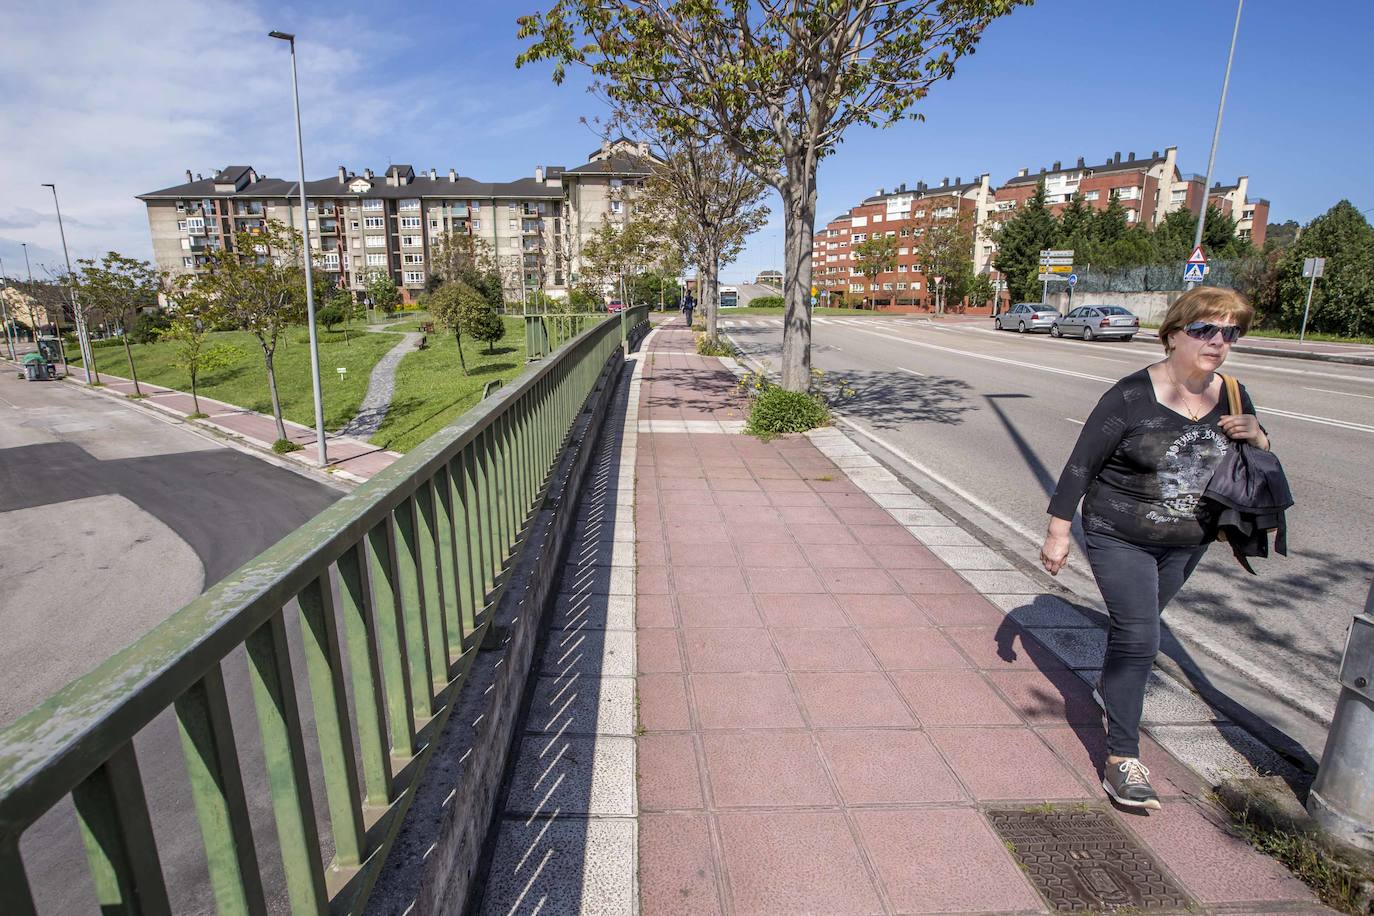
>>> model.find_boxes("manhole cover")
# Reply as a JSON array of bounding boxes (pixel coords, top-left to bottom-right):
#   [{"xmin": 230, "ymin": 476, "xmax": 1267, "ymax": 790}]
[{"xmin": 987, "ymin": 807, "xmax": 1193, "ymax": 912}]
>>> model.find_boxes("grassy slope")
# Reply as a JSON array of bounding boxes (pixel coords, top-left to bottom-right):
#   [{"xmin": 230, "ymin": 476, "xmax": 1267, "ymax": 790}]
[
  {"xmin": 371, "ymin": 316, "xmax": 529, "ymax": 453},
  {"xmin": 79, "ymin": 328, "xmax": 402, "ymax": 429}
]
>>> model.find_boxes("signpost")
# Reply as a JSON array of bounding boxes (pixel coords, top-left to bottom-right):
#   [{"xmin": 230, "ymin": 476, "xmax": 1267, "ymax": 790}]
[
  {"xmin": 1183, "ymin": 245, "xmax": 1207, "ymax": 284},
  {"xmin": 1038, "ymin": 249, "xmax": 1075, "ymax": 299},
  {"xmin": 1299, "ymin": 257, "xmax": 1326, "ymax": 343}
]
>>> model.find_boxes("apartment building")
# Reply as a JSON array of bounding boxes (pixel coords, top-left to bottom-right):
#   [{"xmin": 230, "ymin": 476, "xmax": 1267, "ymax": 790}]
[
  {"xmin": 138, "ymin": 139, "xmax": 657, "ymax": 304},
  {"xmin": 811, "ymin": 174, "xmax": 994, "ymax": 312},
  {"xmin": 1208, "ymin": 176, "xmax": 1269, "ymax": 247}
]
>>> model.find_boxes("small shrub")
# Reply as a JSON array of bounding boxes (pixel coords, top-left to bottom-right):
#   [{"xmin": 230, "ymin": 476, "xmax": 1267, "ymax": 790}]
[
  {"xmin": 695, "ymin": 333, "xmax": 735, "ymax": 357},
  {"xmin": 272, "ymin": 438, "xmax": 302, "ymax": 454},
  {"xmin": 187, "ymin": 411, "xmax": 209, "ymax": 420},
  {"xmin": 749, "ymin": 295, "xmax": 784, "ymax": 309},
  {"xmin": 744, "ymin": 380, "xmax": 829, "ymax": 440}
]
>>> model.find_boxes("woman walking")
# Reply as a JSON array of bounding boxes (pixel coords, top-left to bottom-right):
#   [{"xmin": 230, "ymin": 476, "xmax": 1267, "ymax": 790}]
[{"xmin": 1041, "ymin": 287, "xmax": 1270, "ymax": 809}]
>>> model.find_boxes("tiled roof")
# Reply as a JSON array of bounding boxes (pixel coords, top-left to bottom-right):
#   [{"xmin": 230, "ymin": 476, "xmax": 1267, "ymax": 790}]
[
  {"xmin": 139, "ymin": 170, "xmax": 563, "ymax": 201},
  {"xmin": 1001, "ymin": 153, "xmax": 1169, "ymax": 188}
]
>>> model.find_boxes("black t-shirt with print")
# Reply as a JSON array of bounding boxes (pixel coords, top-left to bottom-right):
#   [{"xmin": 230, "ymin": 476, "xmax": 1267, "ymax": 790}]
[{"xmin": 1048, "ymin": 368, "xmax": 1257, "ymax": 546}]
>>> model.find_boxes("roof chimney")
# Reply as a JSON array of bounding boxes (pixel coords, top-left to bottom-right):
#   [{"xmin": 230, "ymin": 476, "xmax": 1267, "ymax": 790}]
[
  {"xmin": 1052, "ymin": 161, "xmax": 1061, "ymax": 171},
  {"xmin": 1113, "ymin": 151, "xmax": 1121, "ymax": 163},
  {"xmin": 941, "ymin": 177, "xmax": 949, "ymax": 187},
  {"xmin": 955, "ymin": 176, "xmax": 962, "ymax": 185},
  {"xmin": 1017, "ymin": 168, "xmax": 1028, "ymax": 178},
  {"xmin": 535, "ymin": 166, "xmax": 544, "ymax": 183},
  {"xmin": 876, "ymin": 187, "xmax": 884, "ymax": 196},
  {"xmin": 1128, "ymin": 151, "xmax": 1136, "ymax": 161},
  {"xmin": 185, "ymin": 169, "xmax": 194, "ymax": 183},
  {"xmin": 196, "ymin": 173, "xmax": 203, "ymax": 180},
  {"xmin": 637, "ymin": 141, "xmax": 649, "ymax": 157},
  {"xmin": 364, "ymin": 168, "xmax": 374, "ymax": 179},
  {"xmin": 338, "ymin": 165, "xmax": 346, "ymax": 182},
  {"xmin": 429, "ymin": 168, "xmax": 437, "ymax": 180},
  {"xmin": 448, "ymin": 168, "xmax": 456, "ymax": 182},
  {"xmin": 1076, "ymin": 157, "xmax": 1085, "ymax": 168},
  {"xmin": 1152, "ymin": 150, "xmax": 1160, "ymax": 158}
]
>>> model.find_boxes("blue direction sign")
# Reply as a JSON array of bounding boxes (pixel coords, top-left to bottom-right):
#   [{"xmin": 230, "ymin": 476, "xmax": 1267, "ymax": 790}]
[{"xmin": 1067, "ymin": 273, "xmax": 1078, "ymax": 286}]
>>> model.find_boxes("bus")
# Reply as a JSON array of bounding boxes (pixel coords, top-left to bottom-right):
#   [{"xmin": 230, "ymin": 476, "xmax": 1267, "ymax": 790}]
[{"xmin": 719, "ymin": 286, "xmax": 739, "ymax": 308}]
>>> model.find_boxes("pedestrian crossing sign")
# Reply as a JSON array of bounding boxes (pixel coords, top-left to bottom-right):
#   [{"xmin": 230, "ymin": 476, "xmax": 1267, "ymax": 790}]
[{"xmin": 1183, "ymin": 262, "xmax": 1205, "ymax": 283}]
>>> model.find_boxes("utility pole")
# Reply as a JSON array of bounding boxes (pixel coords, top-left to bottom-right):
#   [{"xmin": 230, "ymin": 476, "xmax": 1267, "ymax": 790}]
[
  {"xmin": 42, "ymin": 183, "xmax": 95, "ymax": 384},
  {"xmin": 1189, "ymin": 0, "xmax": 1244, "ymax": 289},
  {"xmin": 269, "ymin": 30, "xmax": 328, "ymax": 466}
]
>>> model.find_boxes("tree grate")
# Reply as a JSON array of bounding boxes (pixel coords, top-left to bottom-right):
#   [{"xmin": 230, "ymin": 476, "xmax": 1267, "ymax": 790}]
[{"xmin": 987, "ymin": 807, "xmax": 1194, "ymax": 912}]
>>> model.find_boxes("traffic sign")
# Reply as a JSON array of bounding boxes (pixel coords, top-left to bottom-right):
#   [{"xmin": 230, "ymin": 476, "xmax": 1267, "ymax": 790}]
[
  {"xmin": 1068, "ymin": 274, "xmax": 1078, "ymax": 286},
  {"xmin": 1039, "ymin": 249, "xmax": 1074, "ymax": 259},
  {"xmin": 810, "ymin": 296, "xmax": 818, "ymax": 306},
  {"xmin": 1302, "ymin": 257, "xmax": 1326, "ymax": 278},
  {"xmin": 1038, "ymin": 272, "xmax": 1070, "ymax": 282},
  {"xmin": 1187, "ymin": 245, "xmax": 1207, "ymax": 266},
  {"xmin": 1183, "ymin": 262, "xmax": 1205, "ymax": 283},
  {"xmin": 811, "ymin": 285, "xmax": 819, "ymax": 296},
  {"xmin": 1040, "ymin": 264, "xmax": 1073, "ymax": 275},
  {"xmin": 1038, "ymin": 257, "xmax": 1074, "ymax": 266}
]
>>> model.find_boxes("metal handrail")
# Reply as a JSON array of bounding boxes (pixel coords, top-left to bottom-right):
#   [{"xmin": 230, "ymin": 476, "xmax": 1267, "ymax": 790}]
[{"xmin": 0, "ymin": 306, "xmax": 648, "ymax": 914}]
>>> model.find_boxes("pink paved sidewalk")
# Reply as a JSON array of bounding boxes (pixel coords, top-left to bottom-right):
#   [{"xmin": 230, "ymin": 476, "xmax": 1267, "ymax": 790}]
[
  {"xmin": 634, "ymin": 322, "xmax": 1325, "ymax": 915},
  {"xmin": 62, "ymin": 363, "xmax": 401, "ymax": 481}
]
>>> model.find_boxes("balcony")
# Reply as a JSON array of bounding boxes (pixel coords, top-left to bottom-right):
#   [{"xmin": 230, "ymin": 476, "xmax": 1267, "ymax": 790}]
[
  {"xmin": 319, "ymin": 219, "xmax": 339, "ymax": 234},
  {"xmin": 447, "ymin": 206, "xmax": 470, "ymax": 218},
  {"xmin": 232, "ymin": 203, "xmax": 264, "ymax": 216}
]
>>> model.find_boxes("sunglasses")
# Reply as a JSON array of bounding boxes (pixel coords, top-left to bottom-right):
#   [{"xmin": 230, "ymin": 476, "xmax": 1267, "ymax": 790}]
[{"xmin": 1183, "ymin": 321, "xmax": 1243, "ymax": 344}]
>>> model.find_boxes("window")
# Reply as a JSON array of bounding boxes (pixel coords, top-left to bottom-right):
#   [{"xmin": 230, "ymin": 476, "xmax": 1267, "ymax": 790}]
[
  {"xmin": 176, "ymin": 202, "xmax": 187, "ymax": 212},
  {"xmin": 472, "ymin": 219, "xmax": 481, "ymax": 230},
  {"xmin": 351, "ymin": 239, "xmax": 360, "ymax": 249},
  {"xmin": 365, "ymin": 235, "xmax": 385, "ymax": 248},
  {"xmin": 429, "ymin": 220, "xmax": 440, "ymax": 231},
  {"xmin": 177, "ymin": 220, "xmax": 188, "ymax": 231},
  {"xmin": 1126, "ymin": 209, "xmax": 1137, "ymax": 223},
  {"xmin": 1117, "ymin": 186, "xmax": 1139, "ymax": 200},
  {"xmin": 362, "ymin": 199, "xmax": 383, "ymax": 211},
  {"xmin": 182, "ymin": 257, "xmax": 193, "ymax": 267},
  {"xmin": 610, "ymin": 178, "xmax": 623, "ymax": 188},
  {"xmin": 1171, "ymin": 189, "xmax": 1187, "ymax": 203},
  {"xmin": 882, "ymin": 283, "xmax": 893, "ymax": 291},
  {"xmin": 886, "ymin": 231, "xmax": 896, "ymax": 238},
  {"xmin": 898, "ymin": 264, "xmax": 907, "ymax": 272},
  {"xmin": 507, "ymin": 203, "xmax": 517, "ymax": 213},
  {"xmin": 1242, "ymin": 208, "xmax": 1255, "ymax": 220},
  {"xmin": 509, "ymin": 219, "xmax": 518, "ymax": 231},
  {"xmin": 364, "ymin": 216, "xmax": 384, "ymax": 228},
  {"xmin": 404, "ymin": 271, "xmax": 425, "ymax": 284},
  {"xmin": 181, "ymin": 238, "xmax": 192, "ymax": 250},
  {"xmin": 322, "ymin": 253, "xmax": 340, "ymax": 269},
  {"xmin": 403, "ymin": 253, "xmax": 424, "ymax": 265},
  {"xmin": 400, "ymin": 216, "xmax": 421, "ymax": 229},
  {"xmin": 913, "ymin": 210, "xmax": 925, "ymax": 219},
  {"xmin": 870, "ymin": 284, "xmax": 878, "ymax": 291},
  {"xmin": 897, "ymin": 282, "xmax": 907, "ymax": 290},
  {"xmin": 610, "ymin": 200, "xmax": 622, "ymax": 214},
  {"xmin": 1084, "ymin": 190, "xmax": 1100, "ymax": 201},
  {"xmin": 1238, "ymin": 228, "xmax": 1252, "ymax": 242},
  {"xmin": 186, "ymin": 216, "xmax": 204, "ymax": 230},
  {"xmin": 853, "ymin": 233, "xmax": 866, "ymax": 242},
  {"xmin": 873, "ymin": 214, "xmax": 883, "ymax": 222},
  {"xmin": 399, "ymin": 199, "xmax": 420, "ymax": 211},
  {"xmin": 366, "ymin": 253, "xmax": 386, "ymax": 267},
  {"xmin": 510, "ymin": 238, "xmax": 519, "ymax": 248},
  {"xmin": 934, "ymin": 207, "xmax": 955, "ymax": 219},
  {"xmin": 996, "ymin": 200, "xmax": 1016, "ymax": 211},
  {"xmin": 400, "ymin": 235, "xmax": 422, "ymax": 247},
  {"xmin": 350, "ymin": 220, "xmax": 360, "ymax": 230},
  {"xmin": 898, "ymin": 247, "xmax": 908, "ymax": 256},
  {"xmin": 899, "ymin": 228, "xmax": 910, "ymax": 237},
  {"xmin": 849, "ymin": 283, "xmax": 864, "ymax": 292}
]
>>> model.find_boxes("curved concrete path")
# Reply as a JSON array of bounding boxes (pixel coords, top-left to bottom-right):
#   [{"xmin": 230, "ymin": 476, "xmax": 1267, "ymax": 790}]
[{"xmin": 340, "ymin": 331, "xmax": 423, "ymax": 438}]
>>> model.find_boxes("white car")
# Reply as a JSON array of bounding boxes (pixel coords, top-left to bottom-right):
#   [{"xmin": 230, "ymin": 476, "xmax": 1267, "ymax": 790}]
[
  {"xmin": 995, "ymin": 303, "xmax": 1058, "ymax": 333},
  {"xmin": 1052, "ymin": 305, "xmax": 1140, "ymax": 340}
]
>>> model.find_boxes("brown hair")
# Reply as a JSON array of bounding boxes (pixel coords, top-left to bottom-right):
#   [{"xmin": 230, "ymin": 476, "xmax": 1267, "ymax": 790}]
[{"xmin": 1158, "ymin": 287, "xmax": 1254, "ymax": 352}]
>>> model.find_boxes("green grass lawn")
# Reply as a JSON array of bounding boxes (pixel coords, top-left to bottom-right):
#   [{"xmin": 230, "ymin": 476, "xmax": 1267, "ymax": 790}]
[
  {"xmin": 76, "ymin": 327, "xmax": 403, "ymax": 429},
  {"xmin": 371, "ymin": 316, "xmax": 529, "ymax": 453}
]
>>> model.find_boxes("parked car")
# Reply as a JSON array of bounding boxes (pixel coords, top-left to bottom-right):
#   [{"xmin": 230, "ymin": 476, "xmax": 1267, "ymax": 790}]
[
  {"xmin": 995, "ymin": 302, "xmax": 1059, "ymax": 333},
  {"xmin": 606, "ymin": 299, "xmax": 626, "ymax": 314},
  {"xmin": 1052, "ymin": 305, "xmax": 1140, "ymax": 340}
]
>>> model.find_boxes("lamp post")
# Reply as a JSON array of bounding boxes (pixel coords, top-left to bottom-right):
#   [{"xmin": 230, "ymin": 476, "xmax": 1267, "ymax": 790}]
[
  {"xmin": 41, "ymin": 183, "xmax": 95, "ymax": 383},
  {"xmin": 0, "ymin": 256, "xmax": 17, "ymax": 360},
  {"xmin": 1188, "ymin": 0, "xmax": 1244, "ymax": 289},
  {"xmin": 269, "ymin": 29, "xmax": 328, "ymax": 467}
]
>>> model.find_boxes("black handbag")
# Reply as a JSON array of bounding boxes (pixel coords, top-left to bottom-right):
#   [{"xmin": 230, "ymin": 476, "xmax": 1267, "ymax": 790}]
[{"xmin": 1203, "ymin": 374, "xmax": 1293, "ymax": 574}]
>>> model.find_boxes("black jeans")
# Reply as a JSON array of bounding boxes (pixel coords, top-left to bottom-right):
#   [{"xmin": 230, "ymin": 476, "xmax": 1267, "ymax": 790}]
[
  {"xmin": 683, "ymin": 308, "xmax": 695, "ymax": 325},
  {"xmin": 1084, "ymin": 531, "xmax": 1209, "ymax": 758}
]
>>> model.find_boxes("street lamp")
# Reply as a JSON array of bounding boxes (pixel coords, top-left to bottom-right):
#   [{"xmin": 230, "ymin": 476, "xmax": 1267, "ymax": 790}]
[
  {"xmin": 269, "ymin": 29, "xmax": 328, "ymax": 467},
  {"xmin": 41, "ymin": 183, "xmax": 95, "ymax": 383},
  {"xmin": 1188, "ymin": 0, "xmax": 1243, "ymax": 289},
  {"xmin": 0, "ymin": 256, "xmax": 16, "ymax": 360}
]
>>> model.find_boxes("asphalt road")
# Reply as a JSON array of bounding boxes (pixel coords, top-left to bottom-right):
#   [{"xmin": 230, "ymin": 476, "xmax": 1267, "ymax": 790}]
[
  {"xmin": 722, "ymin": 313, "xmax": 1374, "ymax": 760},
  {"xmin": 0, "ymin": 371, "xmax": 341, "ymax": 912}
]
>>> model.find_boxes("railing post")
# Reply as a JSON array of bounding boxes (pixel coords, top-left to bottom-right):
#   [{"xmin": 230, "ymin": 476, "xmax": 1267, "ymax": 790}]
[{"xmin": 336, "ymin": 541, "xmax": 395, "ymax": 805}]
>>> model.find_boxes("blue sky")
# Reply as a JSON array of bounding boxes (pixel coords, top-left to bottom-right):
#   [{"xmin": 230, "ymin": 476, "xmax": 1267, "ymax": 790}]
[{"xmin": 2, "ymin": 0, "xmax": 1370, "ymax": 284}]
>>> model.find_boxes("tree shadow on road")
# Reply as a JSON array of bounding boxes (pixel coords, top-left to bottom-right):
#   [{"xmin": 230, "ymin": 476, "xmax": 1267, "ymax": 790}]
[{"xmin": 826, "ymin": 368, "xmax": 975, "ymax": 429}]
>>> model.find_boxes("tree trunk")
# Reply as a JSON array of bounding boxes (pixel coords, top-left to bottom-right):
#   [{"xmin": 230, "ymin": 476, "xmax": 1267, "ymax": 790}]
[
  {"xmin": 455, "ymin": 331, "xmax": 468, "ymax": 375},
  {"xmin": 121, "ymin": 332, "xmax": 142, "ymax": 396},
  {"xmin": 780, "ymin": 167, "xmax": 818, "ymax": 392},
  {"xmin": 263, "ymin": 347, "xmax": 288, "ymax": 442},
  {"xmin": 190, "ymin": 371, "xmax": 201, "ymax": 416},
  {"xmin": 703, "ymin": 249, "xmax": 720, "ymax": 341}
]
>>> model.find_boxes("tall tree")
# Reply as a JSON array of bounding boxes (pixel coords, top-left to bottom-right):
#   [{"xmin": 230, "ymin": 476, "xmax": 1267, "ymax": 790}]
[
  {"xmin": 518, "ymin": 0, "xmax": 1028, "ymax": 391},
  {"xmin": 196, "ymin": 220, "xmax": 308, "ymax": 446},
  {"xmin": 852, "ymin": 235, "xmax": 898, "ymax": 308},
  {"xmin": 914, "ymin": 213, "xmax": 976, "ymax": 312},
  {"xmin": 635, "ymin": 137, "xmax": 769, "ymax": 341},
  {"xmin": 1264, "ymin": 220, "xmax": 1301, "ymax": 253},
  {"xmin": 992, "ymin": 181, "xmax": 1056, "ymax": 303},
  {"xmin": 76, "ymin": 252, "xmax": 158, "ymax": 396},
  {"xmin": 159, "ymin": 276, "xmax": 242, "ymax": 417},
  {"xmin": 366, "ymin": 271, "xmax": 401, "ymax": 318},
  {"xmin": 1274, "ymin": 200, "xmax": 1374, "ymax": 337}
]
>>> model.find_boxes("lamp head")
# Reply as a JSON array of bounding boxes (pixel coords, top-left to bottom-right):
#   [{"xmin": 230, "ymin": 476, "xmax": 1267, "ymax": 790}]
[
  {"xmin": 41, "ymin": 183, "xmax": 55, "ymax": 189},
  {"xmin": 268, "ymin": 30, "xmax": 294, "ymax": 42}
]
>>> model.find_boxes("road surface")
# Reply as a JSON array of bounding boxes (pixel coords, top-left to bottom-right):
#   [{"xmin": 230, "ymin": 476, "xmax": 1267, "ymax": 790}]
[
  {"xmin": 0, "ymin": 371, "xmax": 341, "ymax": 912},
  {"xmin": 721, "ymin": 313, "xmax": 1374, "ymax": 760}
]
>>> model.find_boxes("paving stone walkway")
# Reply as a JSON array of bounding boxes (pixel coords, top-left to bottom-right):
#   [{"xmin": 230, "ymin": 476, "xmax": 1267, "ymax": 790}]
[
  {"xmin": 631, "ymin": 322, "xmax": 1328, "ymax": 915},
  {"xmin": 339, "ymin": 331, "xmax": 423, "ymax": 438}
]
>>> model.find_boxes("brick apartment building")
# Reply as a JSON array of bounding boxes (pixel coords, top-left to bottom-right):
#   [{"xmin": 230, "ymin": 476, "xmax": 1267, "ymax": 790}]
[
  {"xmin": 137, "ymin": 138, "xmax": 657, "ymax": 304},
  {"xmin": 814, "ymin": 145, "xmax": 1269, "ymax": 313}
]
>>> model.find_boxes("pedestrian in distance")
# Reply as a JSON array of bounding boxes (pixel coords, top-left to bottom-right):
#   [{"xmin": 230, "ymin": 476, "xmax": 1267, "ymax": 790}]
[
  {"xmin": 681, "ymin": 290, "xmax": 696, "ymax": 329},
  {"xmin": 1040, "ymin": 286, "xmax": 1271, "ymax": 811}
]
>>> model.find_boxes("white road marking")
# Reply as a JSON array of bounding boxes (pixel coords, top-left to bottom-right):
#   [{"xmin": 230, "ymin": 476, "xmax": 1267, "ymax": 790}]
[
  {"xmin": 1064, "ymin": 418, "xmax": 1084, "ymax": 425},
  {"xmin": 1259, "ymin": 406, "xmax": 1374, "ymax": 434},
  {"xmin": 1304, "ymin": 386, "xmax": 1374, "ymax": 400},
  {"xmin": 897, "ymin": 366, "xmax": 927, "ymax": 377}
]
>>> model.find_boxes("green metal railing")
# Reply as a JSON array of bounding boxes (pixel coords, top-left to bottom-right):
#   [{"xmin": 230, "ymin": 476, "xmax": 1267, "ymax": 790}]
[
  {"xmin": 0, "ymin": 306, "xmax": 648, "ymax": 915},
  {"xmin": 525, "ymin": 306, "xmax": 650, "ymax": 360}
]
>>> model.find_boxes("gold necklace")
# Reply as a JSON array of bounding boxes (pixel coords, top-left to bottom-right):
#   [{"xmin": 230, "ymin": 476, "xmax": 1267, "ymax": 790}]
[{"xmin": 1165, "ymin": 363, "xmax": 1209, "ymax": 421}]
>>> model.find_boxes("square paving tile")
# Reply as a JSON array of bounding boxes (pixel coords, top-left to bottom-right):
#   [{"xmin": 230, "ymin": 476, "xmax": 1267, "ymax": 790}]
[
  {"xmin": 789, "ymin": 523, "xmax": 856, "ymax": 544},
  {"xmin": 664, "ymin": 523, "xmax": 733, "ymax": 544},
  {"xmin": 755, "ymin": 594, "xmax": 848, "ymax": 628},
  {"xmin": 817, "ymin": 730, "xmax": 964, "ymax": 805},
  {"xmin": 889, "ymin": 566, "xmax": 978, "ymax": 594},
  {"xmin": 771, "ymin": 629, "xmax": 877, "ymax": 671},
  {"xmin": 636, "ymin": 674, "xmax": 692, "ymax": 731},
  {"xmin": 818, "ymin": 566, "xmax": 900, "ymax": 595},
  {"xmin": 890, "ymin": 670, "xmax": 1022, "ymax": 726},
  {"xmin": 637, "ymin": 630, "xmax": 684, "ymax": 673},
  {"xmin": 636, "ymin": 565, "xmax": 671, "ymax": 595},
  {"xmin": 734, "ymin": 521, "xmax": 795, "ymax": 544},
  {"xmin": 638, "ymin": 733, "xmax": 704, "ymax": 810},
  {"xmin": 636, "ymin": 595, "xmax": 675, "ymax": 628},
  {"xmin": 481, "ymin": 817, "xmax": 635, "ymax": 916},
  {"xmin": 864, "ymin": 543, "xmax": 944, "ymax": 569},
  {"xmin": 986, "ymin": 668, "xmax": 1103, "ymax": 725},
  {"xmin": 799, "ymin": 542, "xmax": 877, "ymax": 568},
  {"xmin": 945, "ymin": 624, "xmax": 1068, "ymax": 671},
  {"xmin": 1034, "ymin": 725, "xmax": 1203, "ymax": 798},
  {"xmin": 639, "ymin": 814, "xmax": 722, "ymax": 916},
  {"xmin": 743, "ymin": 566, "xmax": 826, "ymax": 595},
  {"xmin": 834, "ymin": 506, "xmax": 897, "ymax": 526},
  {"xmin": 929, "ymin": 727, "xmax": 1092, "ymax": 800},
  {"xmin": 734, "ymin": 541, "xmax": 808, "ymax": 567},
  {"xmin": 671, "ymin": 565, "xmax": 748, "ymax": 595},
  {"xmin": 792, "ymin": 671, "xmax": 915, "ymax": 727},
  {"xmin": 716, "ymin": 811, "xmax": 883, "ymax": 916},
  {"xmin": 853, "ymin": 807, "xmax": 1041, "ymax": 913},
  {"xmin": 849, "ymin": 524, "xmax": 919, "ymax": 546},
  {"xmin": 504, "ymin": 734, "xmax": 635, "ymax": 816},
  {"xmin": 839, "ymin": 594, "xmax": 932, "ymax": 628},
  {"xmin": 701, "ymin": 731, "xmax": 837, "ymax": 808},
  {"xmin": 675, "ymin": 594, "xmax": 762, "ymax": 629},
  {"xmin": 860, "ymin": 626, "xmax": 970, "ymax": 670},
  {"xmin": 691, "ymin": 673, "xmax": 805, "ymax": 729},
  {"xmin": 528, "ymin": 675, "xmax": 636, "ymax": 736},
  {"xmin": 682, "ymin": 628, "xmax": 781, "ymax": 673},
  {"xmin": 915, "ymin": 593, "xmax": 1008, "ymax": 626},
  {"xmin": 775, "ymin": 505, "xmax": 840, "ymax": 525},
  {"xmin": 1128, "ymin": 799, "xmax": 1316, "ymax": 906}
]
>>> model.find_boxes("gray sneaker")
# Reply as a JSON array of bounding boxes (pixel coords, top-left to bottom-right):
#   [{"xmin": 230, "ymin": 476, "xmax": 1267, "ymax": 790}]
[{"xmin": 1103, "ymin": 758, "xmax": 1161, "ymax": 810}]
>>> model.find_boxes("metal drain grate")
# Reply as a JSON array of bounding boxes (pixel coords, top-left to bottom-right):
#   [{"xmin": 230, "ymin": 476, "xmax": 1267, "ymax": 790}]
[{"xmin": 987, "ymin": 807, "xmax": 1193, "ymax": 912}]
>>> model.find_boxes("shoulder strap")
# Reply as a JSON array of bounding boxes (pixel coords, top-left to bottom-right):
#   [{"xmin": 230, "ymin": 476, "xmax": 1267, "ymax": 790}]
[{"xmin": 1221, "ymin": 374, "xmax": 1241, "ymax": 416}]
